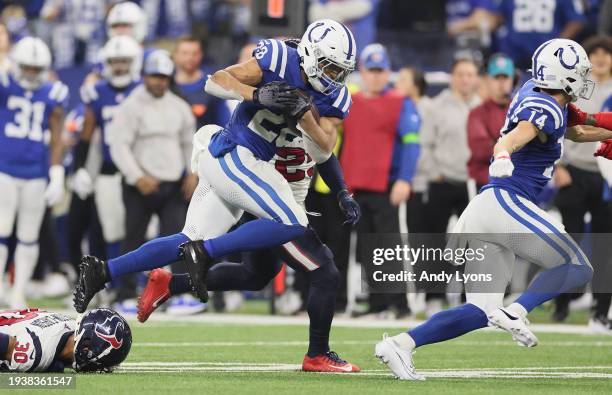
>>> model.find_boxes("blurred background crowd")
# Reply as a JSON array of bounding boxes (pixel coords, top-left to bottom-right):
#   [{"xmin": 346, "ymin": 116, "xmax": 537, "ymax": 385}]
[{"xmin": 1, "ymin": 0, "xmax": 612, "ymax": 333}]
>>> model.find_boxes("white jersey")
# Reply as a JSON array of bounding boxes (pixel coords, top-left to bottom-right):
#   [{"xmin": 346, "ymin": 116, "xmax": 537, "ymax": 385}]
[
  {"xmin": 271, "ymin": 131, "xmax": 315, "ymax": 205},
  {"xmin": 0, "ymin": 309, "xmax": 75, "ymax": 372}
]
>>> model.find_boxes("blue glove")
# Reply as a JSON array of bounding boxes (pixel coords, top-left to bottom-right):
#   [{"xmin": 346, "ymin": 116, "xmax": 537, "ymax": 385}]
[{"xmin": 338, "ymin": 189, "xmax": 361, "ymax": 225}]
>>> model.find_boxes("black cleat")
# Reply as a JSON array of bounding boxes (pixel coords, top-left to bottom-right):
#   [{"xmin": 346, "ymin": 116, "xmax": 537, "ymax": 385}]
[
  {"xmin": 73, "ymin": 256, "xmax": 109, "ymax": 313},
  {"xmin": 180, "ymin": 241, "xmax": 214, "ymax": 303}
]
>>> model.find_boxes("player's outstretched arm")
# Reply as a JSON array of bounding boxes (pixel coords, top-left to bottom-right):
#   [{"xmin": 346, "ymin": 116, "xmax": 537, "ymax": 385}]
[
  {"xmin": 206, "ymin": 58, "xmax": 263, "ymax": 101},
  {"xmin": 298, "ymin": 115, "xmax": 339, "ymax": 156},
  {"xmin": 566, "ymin": 125, "xmax": 612, "ymax": 142},
  {"xmin": 490, "ymin": 121, "xmax": 539, "ymax": 178}
]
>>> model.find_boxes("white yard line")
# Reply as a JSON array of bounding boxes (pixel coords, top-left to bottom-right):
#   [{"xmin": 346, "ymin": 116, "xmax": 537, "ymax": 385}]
[
  {"xmin": 132, "ymin": 340, "xmax": 612, "ymax": 348},
  {"xmin": 115, "ymin": 362, "xmax": 612, "ymax": 379},
  {"xmin": 50, "ymin": 309, "xmax": 607, "ymax": 335}
]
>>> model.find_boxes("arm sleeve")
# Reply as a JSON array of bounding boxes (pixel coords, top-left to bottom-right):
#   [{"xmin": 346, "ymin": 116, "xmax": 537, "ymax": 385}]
[
  {"xmin": 107, "ymin": 102, "xmax": 144, "ymax": 185},
  {"xmin": 396, "ymin": 99, "xmax": 421, "ymax": 182},
  {"xmin": 316, "ymin": 154, "xmax": 348, "ymax": 196}
]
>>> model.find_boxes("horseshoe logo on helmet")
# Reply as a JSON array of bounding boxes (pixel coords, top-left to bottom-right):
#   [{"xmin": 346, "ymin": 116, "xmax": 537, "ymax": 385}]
[
  {"xmin": 308, "ymin": 22, "xmax": 333, "ymax": 44},
  {"xmin": 554, "ymin": 46, "xmax": 580, "ymax": 70}
]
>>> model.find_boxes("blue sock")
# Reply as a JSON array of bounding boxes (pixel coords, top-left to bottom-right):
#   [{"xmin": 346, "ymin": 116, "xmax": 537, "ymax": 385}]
[
  {"xmin": 105, "ymin": 241, "xmax": 122, "ymax": 260},
  {"xmin": 203, "ymin": 219, "xmax": 306, "ymax": 259},
  {"xmin": 408, "ymin": 303, "xmax": 488, "ymax": 347},
  {"xmin": 107, "ymin": 233, "xmax": 190, "ymax": 279},
  {"xmin": 516, "ymin": 263, "xmax": 593, "ymax": 312}
]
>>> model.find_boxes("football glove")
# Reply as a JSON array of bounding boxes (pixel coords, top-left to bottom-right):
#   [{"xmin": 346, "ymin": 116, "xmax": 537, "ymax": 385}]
[
  {"xmin": 489, "ymin": 151, "xmax": 514, "ymax": 178},
  {"xmin": 594, "ymin": 139, "xmax": 612, "ymax": 160},
  {"xmin": 567, "ymin": 103, "xmax": 588, "ymax": 127},
  {"xmin": 253, "ymin": 81, "xmax": 299, "ymax": 112},
  {"xmin": 72, "ymin": 168, "xmax": 94, "ymax": 200},
  {"xmin": 44, "ymin": 165, "xmax": 65, "ymax": 206},
  {"xmin": 338, "ymin": 189, "xmax": 361, "ymax": 225}
]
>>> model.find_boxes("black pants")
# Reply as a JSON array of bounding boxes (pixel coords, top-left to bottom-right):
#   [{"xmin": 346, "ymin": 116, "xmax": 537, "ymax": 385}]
[
  {"xmin": 304, "ymin": 190, "xmax": 351, "ymax": 310},
  {"xmin": 422, "ymin": 180, "xmax": 469, "ymax": 298},
  {"xmin": 554, "ymin": 165, "xmax": 612, "ymax": 318},
  {"xmin": 116, "ymin": 181, "xmax": 187, "ymax": 301},
  {"xmin": 354, "ymin": 189, "xmax": 408, "ymax": 314},
  {"xmin": 67, "ymin": 195, "xmax": 106, "ymax": 276}
]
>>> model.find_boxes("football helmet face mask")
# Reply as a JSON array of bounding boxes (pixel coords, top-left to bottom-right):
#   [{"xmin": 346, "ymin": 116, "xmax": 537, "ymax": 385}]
[
  {"xmin": 298, "ymin": 19, "xmax": 356, "ymax": 95},
  {"xmin": 73, "ymin": 308, "xmax": 132, "ymax": 373},
  {"xmin": 106, "ymin": 1, "xmax": 147, "ymax": 43},
  {"xmin": 531, "ymin": 38, "xmax": 594, "ymax": 102},
  {"xmin": 10, "ymin": 37, "xmax": 51, "ymax": 90},
  {"xmin": 101, "ymin": 36, "xmax": 142, "ymax": 88}
]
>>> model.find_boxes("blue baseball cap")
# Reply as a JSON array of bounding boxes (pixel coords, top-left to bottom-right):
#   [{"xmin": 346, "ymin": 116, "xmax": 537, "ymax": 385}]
[
  {"xmin": 360, "ymin": 43, "xmax": 390, "ymax": 70},
  {"xmin": 143, "ymin": 50, "xmax": 174, "ymax": 77},
  {"xmin": 487, "ymin": 54, "xmax": 514, "ymax": 77}
]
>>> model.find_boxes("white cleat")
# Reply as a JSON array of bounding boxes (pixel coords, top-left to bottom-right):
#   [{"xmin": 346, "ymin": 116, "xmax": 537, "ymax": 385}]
[
  {"xmin": 488, "ymin": 307, "xmax": 538, "ymax": 347},
  {"xmin": 374, "ymin": 334, "xmax": 424, "ymax": 380}
]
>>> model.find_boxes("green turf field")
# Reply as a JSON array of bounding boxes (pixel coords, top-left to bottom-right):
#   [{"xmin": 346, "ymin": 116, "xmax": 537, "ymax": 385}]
[{"xmin": 13, "ymin": 314, "xmax": 612, "ymax": 395}]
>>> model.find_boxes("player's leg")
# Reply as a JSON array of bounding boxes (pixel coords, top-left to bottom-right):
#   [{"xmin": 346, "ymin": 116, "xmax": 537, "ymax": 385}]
[
  {"xmin": 375, "ymin": 238, "xmax": 513, "ymax": 380},
  {"xmin": 0, "ymin": 173, "xmax": 18, "ymax": 303},
  {"xmin": 12, "ymin": 178, "xmax": 47, "ymax": 308},
  {"xmin": 137, "ymin": 249, "xmax": 282, "ymax": 322},
  {"xmin": 180, "ymin": 141, "xmax": 309, "ymax": 300},
  {"xmin": 272, "ymin": 229, "xmax": 360, "ymax": 372},
  {"xmin": 73, "ymin": 173, "xmax": 242, "ymax": 312},
  {"xmin": 495, "ymin": 189, "xmax": 593, "ymax": 314},
  {"xmin": 94, "ymin": 173, "xmax": 126, "ymax": 259}
]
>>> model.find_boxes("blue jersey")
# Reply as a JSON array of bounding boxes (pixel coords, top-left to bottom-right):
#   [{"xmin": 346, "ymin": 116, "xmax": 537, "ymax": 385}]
[
  {"xmin": 80, "ymin": 79, "xmax": 140, "ymax": 166},
  {"xmin": 494, "ymin": 0, "xmax": 585, "ymax": 66},
  {"xmin": 483, "ymin": 80, "xmax": 567, "ymax": 201},
  {"xmin": 0, "ymin": 75, "xmax": 69, "ymax": 179},
  {"xmin": 176, "ymin": 71, "xmax": 231, "ymax": 129},
  {"xmin": 447, "ymin": 0, "xmax": 495, "ymax": 23},
  {"xmin": 602, "ymin": 94, "xmax": 612, "ymax": 112},
  {"xmin": 223, "ymin": 39, "xmax": 352, "ymax": 161}
]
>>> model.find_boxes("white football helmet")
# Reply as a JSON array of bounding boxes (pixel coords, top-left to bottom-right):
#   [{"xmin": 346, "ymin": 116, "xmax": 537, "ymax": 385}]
[
  {"xmin": 10, "ymin": 37, "xmax": 52, "ymax": 90},
  {"xmin": 106, "ymin": 1, "xmax": 147, "ymax": 43},
  {"xmin": 531, "ymin": 38, "xmax": 594, "ymax": 102},
  {"xmin": 100, "ymin": 35, "xmax": 142, "ymax": 88},
  {"xmin": 297, "ymin": 19, "xmax": 356, "ymax": 95}
]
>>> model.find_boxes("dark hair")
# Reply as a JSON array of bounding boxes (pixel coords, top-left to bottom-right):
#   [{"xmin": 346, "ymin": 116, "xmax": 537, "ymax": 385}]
[
  {"xmin": 401, "ymin": 66, "xmax": 427, "ymax": 97},
  {"xmin": 174, "ymin": 35, "xmax": 203, "ymax": 52},
  {"xmin": 451, "ymin": 57, "xmax": 478, "ymax": 73},
  {"xmin": 582, "ymin": 36, "xmax": 612, "ymax": 57}
]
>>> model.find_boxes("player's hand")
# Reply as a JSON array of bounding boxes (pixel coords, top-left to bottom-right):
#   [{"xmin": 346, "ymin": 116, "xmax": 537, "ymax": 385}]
[
  {"xmin": 553, "ymin": 165, "xmax": 572, "ymax": 188},
  {"xmin": 282, "ymin": 89, "xmax": 313, "ymax": 120},
  {"xmin": 567, "ymin": 103, "xmax": 588, "ymax": 127},
  {"xmin": 182, "ymin": 173, "xmax": 198, "ymax": 201},
  {"xmin": 338, "ymin": 189, "xmax": 361, "ymax": 225},
  {"xmin": 44, "ymin": 165, "xmax": 65, "ymax": 206},
  {"xmin": 71, "ymin": 168, "xmax": 94, "ymax": 200},
  {"xmin": 594, "ymin": 139, "xmax": 612, "ymax": 160},
  {"xmin": 136, "ymin": 175, "xmax": 159, "ymax": 196},
  {"xmin": 253, "ymin": 81, "xmax": 300, "ymax": 112},
  {"xmin": 389, "ymin": 180, "xmax": 411, "ymax": 206},
  {"xmin": 489, "ymin": 151, "xmax": 514, "ymax": 178}
]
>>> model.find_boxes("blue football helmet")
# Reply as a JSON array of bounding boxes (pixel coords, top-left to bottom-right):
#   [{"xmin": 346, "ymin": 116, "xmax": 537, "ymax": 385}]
[{"xmin": 73, "ymin": 308, "xmax": 132, "ymax": 372}]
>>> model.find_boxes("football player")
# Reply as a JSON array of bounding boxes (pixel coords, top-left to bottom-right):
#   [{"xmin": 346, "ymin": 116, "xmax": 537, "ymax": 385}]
[
  {"xmin": 375, "ymin": 38, "xmax": 612, "ymax": 380},
  {"xmin": 72, "ymin": 35, "xmax": 142, "ymax": 261},
  {"xmin": 0, "ymin": 308, "xmax": 131, "ymax": 372},
  {"xmin": 74, "ymin": 19, "xmax": 359, "ymax": 314},
  {"xmin": 136, "ymin": 87, "xmax": 361, "ymax": 371},
  {"xmin": 0, "ymin": 37, "xmax": 68, "ymax": 308}
]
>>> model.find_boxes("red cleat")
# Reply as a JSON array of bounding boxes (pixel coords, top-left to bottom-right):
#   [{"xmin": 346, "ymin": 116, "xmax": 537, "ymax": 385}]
[
  {"xmin": 137, "ymin": 269, "xmax": 172, "ymax": 323},
  {"xmin": 302, "ymin": 351, "xmax": 361, "ymax": 373}
]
